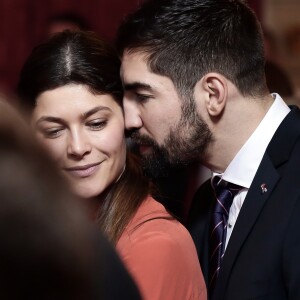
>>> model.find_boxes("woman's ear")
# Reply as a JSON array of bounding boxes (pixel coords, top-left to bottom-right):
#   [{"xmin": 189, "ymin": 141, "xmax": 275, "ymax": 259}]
[{"xmin": 198, "ymin": 73, "xmax": 228, "ymax": 117}]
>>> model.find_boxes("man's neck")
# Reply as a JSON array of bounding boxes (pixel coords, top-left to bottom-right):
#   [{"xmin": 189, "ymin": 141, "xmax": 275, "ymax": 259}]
[{"xmin": 204, "ymin": 94, "xmax": 274, "ymax": 173}]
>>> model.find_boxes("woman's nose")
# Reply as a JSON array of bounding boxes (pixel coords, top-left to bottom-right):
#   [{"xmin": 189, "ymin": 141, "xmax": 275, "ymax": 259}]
[{"xmin": 67, "ymin": 129, "xmax": 92, "ymax": 158}]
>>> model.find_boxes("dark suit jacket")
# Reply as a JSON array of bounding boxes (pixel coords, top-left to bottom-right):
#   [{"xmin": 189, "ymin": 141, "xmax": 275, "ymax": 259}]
[{"xmin": 188, "ymin": 106, "xmax": 300, "ymax": 300}]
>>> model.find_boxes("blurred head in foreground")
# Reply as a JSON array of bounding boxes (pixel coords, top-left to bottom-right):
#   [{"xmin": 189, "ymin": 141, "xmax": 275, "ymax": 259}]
[{"xmin": 0, "ymin": 100, "xmax": 99, "ymax": 299}]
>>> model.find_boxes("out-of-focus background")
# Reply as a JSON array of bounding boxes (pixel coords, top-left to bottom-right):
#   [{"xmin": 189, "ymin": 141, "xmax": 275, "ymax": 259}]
[
  {"xmin": 263, "ymin": 0, "xmax": 300, "ymax": 105},
  {"xmin": 0, "ymin": 0, "xmax": 139, "ymax": 99},
  {"xmin": 0, "ymin": 0, "xmax": 299, "ymax": 106}
]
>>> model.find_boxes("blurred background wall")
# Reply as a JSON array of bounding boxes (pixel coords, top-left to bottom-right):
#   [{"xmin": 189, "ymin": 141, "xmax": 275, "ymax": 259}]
[
  {"xmin": 0, "ymin": 0, "xmax": 139, "ymax": 97},
  {"xmin": 0, "ymin": 0, "xmax": 299, "ymax": 105},
  {"xmin": 263, "ymin": 0, "xmax": 300, "ymax": 103}
]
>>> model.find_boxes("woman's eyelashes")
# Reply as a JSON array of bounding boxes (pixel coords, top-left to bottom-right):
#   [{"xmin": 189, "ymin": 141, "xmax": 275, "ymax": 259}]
[
  {"xmin": 42, "ymin": 126, "xmax": 64, "ymax": 139},
  {"xmin": 86, "ymin": 119, "xmax": 107, "ymax": 130},
  {"xmin": 38, "ymin": 117, "xmax": 109, "ymax": 139}
]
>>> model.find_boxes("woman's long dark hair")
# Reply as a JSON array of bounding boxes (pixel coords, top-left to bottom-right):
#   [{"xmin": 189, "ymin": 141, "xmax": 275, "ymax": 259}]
[{"xmin": 17, "ymin": 30, "xmax": 150, "ymax": 243}]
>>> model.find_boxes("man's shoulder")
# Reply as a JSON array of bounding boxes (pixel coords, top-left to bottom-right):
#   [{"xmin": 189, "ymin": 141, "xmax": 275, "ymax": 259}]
[{"xmin": 266, "ymin": 106, "xmax": 300, "ymax": 162}]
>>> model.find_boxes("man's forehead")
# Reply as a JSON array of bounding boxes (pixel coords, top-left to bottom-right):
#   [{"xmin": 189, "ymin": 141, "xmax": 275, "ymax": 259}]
[
  {"xmin": 121, "ymin": 51, "xmax": 178, "ymax": 94},
  {"xmin": 121, "ymin": 51, "xmax": 149, "ymax": 71},
  {"xmin": 121, "ymin": 51, "xmax": 153, "ymax": 85}
]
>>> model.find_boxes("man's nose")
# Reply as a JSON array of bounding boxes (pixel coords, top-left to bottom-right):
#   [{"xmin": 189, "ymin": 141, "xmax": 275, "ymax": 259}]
[{"xmin": 123, "ymin": 98, "xmax": 143, "ymax": 131}]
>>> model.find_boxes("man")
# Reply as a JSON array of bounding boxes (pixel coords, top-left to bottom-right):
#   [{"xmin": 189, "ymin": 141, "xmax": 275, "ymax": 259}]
[{"xmin": 116, "ymin": 0, "xmax": 300, "ymax": 299}]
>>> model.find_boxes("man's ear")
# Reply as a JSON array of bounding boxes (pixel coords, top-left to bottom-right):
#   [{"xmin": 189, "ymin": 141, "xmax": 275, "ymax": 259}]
[{"xmin": 197, "ymin": 73, "xmax": 228, "ymax": 117}]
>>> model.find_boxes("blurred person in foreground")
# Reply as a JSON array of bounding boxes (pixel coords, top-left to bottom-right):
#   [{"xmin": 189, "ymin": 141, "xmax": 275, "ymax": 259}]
[
  {"xmin": 17, "ymin": 30, "xmax": 206, "ymax": 300},
  {"xmin": 116, "ymin": 0, "xmax": 300, "ymax": 299},
  {"xmin": 0, "ymin": 100, "xmax": 141, "ymax": 300}
]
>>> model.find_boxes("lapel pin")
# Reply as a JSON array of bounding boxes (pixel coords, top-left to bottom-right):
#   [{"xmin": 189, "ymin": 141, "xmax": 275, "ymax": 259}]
[{"xmin": 261, "ymin": 183, "xmax": 267, "ymax": 194}]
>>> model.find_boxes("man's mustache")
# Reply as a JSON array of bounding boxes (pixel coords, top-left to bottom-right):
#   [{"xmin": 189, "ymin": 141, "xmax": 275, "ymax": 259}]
[{"xmin": 128, "ymin": 131, "xmax": 157, "ymax": 147}]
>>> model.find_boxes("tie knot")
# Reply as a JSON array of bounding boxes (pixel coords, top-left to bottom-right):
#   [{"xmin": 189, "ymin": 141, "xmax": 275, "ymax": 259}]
[{"xmin": 212, "ymin": 177, "xmax": 241, "ymax": 215}]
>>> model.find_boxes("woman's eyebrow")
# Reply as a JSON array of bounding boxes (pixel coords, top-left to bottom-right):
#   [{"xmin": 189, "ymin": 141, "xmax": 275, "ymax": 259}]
[
  {"xmin": 82, "ymin": 106, "xmax": 112, "ymax": 118},
  {"xmin": 35, "ymin": 116, "xmax": 65, "ymax": 126}
]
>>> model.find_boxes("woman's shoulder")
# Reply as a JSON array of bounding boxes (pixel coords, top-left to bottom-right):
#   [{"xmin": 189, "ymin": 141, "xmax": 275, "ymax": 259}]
[
  {"xmin": 127, "ymin": 196, "xmax": 183, "ymax": 229},
  {"xmin": 118, "ymin": 196, "xmax": 195, "ymax": 251},
  {"xmin": 116, "ymin": 196, "xmax": 207, "ymax": 300},
  {"xmin": 129, "ymin": 196, "xmax": 171, "ymax": 225}
]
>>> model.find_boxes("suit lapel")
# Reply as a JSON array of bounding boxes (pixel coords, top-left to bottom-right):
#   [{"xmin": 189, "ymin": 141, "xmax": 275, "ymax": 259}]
[
  {"xmin": 213, "ymin": 106, "xmax": 300, "ymax": 299},
  {"xmin": 213, "ymin": 154, "xmax": 280, "ymax": 298}
]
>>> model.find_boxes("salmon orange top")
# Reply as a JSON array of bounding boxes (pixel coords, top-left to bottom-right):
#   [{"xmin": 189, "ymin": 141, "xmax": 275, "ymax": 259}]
[{"xmin": 116, "ymin": 196, "xmax": 207, "ymax": 300}]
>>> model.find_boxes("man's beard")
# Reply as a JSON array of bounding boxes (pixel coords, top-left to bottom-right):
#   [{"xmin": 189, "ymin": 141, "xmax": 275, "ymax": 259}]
[
  {"xmin": 129, "ymin": 104, "xmax": 212, "ymax": 179},
  {"xmin": 129, "ymin": 132, "xmax": 172, "ymax": 178}
]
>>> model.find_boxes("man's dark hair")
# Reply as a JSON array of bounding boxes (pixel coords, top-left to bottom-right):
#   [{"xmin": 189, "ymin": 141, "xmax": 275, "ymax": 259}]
[{"xmin": 116, "ymin": 0, "xmax": 268, "ymax": 98}]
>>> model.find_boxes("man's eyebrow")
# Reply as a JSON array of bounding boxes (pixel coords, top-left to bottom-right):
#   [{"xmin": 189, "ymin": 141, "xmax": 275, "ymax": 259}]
[{"xmin": 123, "ymin": 82, "xmax": 153, "ymax": 92}]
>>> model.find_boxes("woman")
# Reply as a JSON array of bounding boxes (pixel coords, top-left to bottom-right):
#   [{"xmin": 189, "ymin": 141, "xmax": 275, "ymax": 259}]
[
  {"xmin": 17, "ymin": 30, "xmax": 206, "ymax": 300},
  {"xmin": 0, "ymin": 100, "xmax": 141, "ymax": 300}
]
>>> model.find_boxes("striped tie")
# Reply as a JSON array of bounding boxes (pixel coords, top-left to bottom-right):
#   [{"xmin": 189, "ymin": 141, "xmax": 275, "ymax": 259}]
[{"xmin": 209, "ymin": 177, "xmax": 241, "ymax": 294}]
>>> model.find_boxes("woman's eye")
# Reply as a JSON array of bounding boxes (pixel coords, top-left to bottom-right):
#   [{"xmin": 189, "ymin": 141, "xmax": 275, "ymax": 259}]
[
  {"xmin": 43, "ymin": 128, "xmax": 63, "ymax": 138},
  {"xmin": 87, "ymin": 120, "xmax": 107, "ymax": 130}
]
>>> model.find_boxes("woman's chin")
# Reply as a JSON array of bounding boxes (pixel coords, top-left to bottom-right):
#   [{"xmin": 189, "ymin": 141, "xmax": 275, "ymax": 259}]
[{"xmin": 71, "ymin": 187, "xmax": 103, "ymax": 200}]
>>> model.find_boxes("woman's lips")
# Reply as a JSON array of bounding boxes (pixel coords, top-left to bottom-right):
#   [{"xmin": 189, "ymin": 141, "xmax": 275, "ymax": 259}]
[{"xmin": 64, "ymin": 162, "xmax": 101, "ymax": 178}]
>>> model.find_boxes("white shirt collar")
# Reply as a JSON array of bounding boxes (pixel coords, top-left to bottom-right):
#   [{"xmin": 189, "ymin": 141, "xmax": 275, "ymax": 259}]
[{"xmin": 213, "ymin": 93, "xmax": 290, "ymax": 188}]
